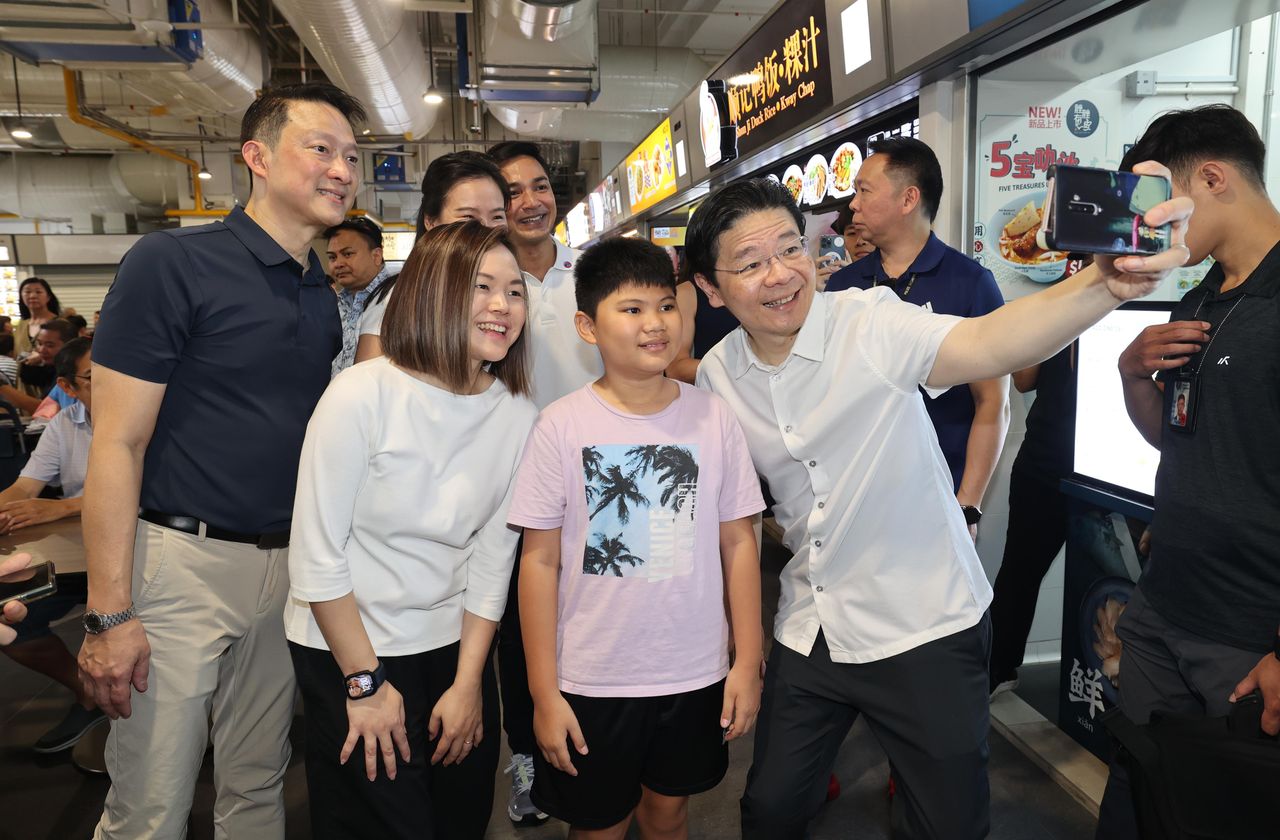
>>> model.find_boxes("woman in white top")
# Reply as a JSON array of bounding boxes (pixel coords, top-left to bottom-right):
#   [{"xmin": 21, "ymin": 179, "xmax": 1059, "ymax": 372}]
[
  {"xmin": 287, "ymin": 221, "xmax": 536, "ymax": 840},
  {"xmin": 354, "ymin": 151, "xmax": 510, "ymax": 364}
]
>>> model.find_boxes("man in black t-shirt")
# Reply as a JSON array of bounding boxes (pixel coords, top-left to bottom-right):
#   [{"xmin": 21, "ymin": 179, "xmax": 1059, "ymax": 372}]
[{"xmin": 1096, "ymin": 105, "xmax": 1280, "ymax": 838}]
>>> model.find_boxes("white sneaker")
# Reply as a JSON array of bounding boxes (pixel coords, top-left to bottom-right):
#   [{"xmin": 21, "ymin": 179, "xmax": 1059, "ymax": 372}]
[{"xmin": 505, "ymin": 753, "xmax": 549, "ymax": 825}]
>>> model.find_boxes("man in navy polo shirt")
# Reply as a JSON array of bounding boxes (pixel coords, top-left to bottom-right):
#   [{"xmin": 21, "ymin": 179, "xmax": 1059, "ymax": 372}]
[
  {"xmin": 79, "ymin": 83, "xmax": 365, "ymax": 838},
  {"xmin": 827, "ymin": 137, "xmax": 1009, "ymax": 535}
]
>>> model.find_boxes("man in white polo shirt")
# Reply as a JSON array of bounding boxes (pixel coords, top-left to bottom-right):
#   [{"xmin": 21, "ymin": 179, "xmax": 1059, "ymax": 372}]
[
  {"xmin": 488, "ymin": 141, "xmax": 604, "ymax": 825},
  {"xmin": 685, "ymin": 175, "xmax": 1191, "ymax": 838}
]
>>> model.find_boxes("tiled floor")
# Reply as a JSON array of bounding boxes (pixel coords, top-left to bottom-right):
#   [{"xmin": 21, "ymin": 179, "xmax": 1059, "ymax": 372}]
[{"xmin": 0, "ymin": 538, "xmax": 1098, "ymax": 839}]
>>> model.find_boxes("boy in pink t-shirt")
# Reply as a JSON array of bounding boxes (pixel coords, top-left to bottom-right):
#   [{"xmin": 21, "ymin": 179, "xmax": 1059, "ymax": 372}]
[{"xmin": 509, "ymin": 238, "xmax": 765, "ymax": 837}]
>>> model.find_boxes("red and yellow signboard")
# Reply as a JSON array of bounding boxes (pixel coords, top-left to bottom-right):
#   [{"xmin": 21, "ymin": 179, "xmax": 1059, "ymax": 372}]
[{"xmin": 625, "ymin": 119, "xmax": 678, "ymax": 214}]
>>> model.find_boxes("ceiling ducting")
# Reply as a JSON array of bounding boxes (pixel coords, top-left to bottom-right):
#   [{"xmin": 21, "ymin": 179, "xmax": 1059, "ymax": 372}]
[
  {"xmin": 0, "ymin": 0, "xmax": 261, "ymax": 118},
  {"xmin": 271, "ymin": 0, "xmax": 438, "ymax": 138},
  {"xmin": 485, "ymin": 0, "xmax": 596, "ymax": 42},
  {"xmin": 0, "ymin": 152, "xmax": 185, "ymax": 220},
  {"xmin": 477, "ymin": 1, "xmax": 710, "ymax": 143}
]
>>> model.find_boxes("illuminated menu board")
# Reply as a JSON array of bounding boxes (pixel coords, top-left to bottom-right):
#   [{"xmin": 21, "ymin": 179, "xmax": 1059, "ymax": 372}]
[
  {"xmin": 766, "ymin": 105, "xmax": 919, "ymax": 209},
  {"xmin": 380, "ymin": 231, "xmax": 418, "ymax": 262},
  {"xmin": 565, "ymin": 204, "xmax": 590, "ymax": 249},
  {"xmin": 625, "ymin": 119, "xmax": 678, "ymax": 214},
  {"xmin": 716, "ymin": 0, "xmax": 833, "ymax": 160}
]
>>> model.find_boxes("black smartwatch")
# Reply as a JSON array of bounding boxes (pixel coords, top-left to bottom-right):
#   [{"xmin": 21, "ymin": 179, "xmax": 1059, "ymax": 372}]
[
  {"xmin": 344, "ymin": 661, "xmax": 386, "ymax": 699},
  {"xmin": 960, "ymin": 505, "xmax": 983, "ymax": 526}
]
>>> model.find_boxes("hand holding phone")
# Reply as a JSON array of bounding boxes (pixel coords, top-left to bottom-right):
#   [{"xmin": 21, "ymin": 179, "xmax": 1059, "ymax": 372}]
[
  {"xmin": 0, "ymin": 559, "xmax": 56, "ymax": 606},
  {"xmin": 1037, "ymin": 164, "xmax": 1172, "ymax": 256}
]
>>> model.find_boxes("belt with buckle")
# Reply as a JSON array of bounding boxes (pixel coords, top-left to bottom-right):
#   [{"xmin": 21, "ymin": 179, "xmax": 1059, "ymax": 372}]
[{"xmin": 139, "ymin": 510, "xmax": 290, "ymax": 550}]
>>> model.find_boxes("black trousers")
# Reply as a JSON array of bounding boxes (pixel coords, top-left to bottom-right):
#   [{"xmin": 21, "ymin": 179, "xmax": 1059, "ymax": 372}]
[
  {"xmin": 1094, "ymin": 587, "xmax": 1264, "ymax": 840},
  {"xmin": 988, "ymin": 466, "xmax": 1068, "ymax": 687},
  {"xmin": 497, "ymin": 548, "xmax": 537, "ymax": 755},
  {"xmin": 290, "ymin": 641, "xmax": 500, "ymax": 840},
  {"xmin": 741, "ymin": 616, "xmax": 992, "ymax": 840}
]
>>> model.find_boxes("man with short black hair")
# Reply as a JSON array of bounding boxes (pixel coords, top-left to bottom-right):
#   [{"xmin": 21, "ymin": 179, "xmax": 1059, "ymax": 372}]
[
  {"xmin": 683, "ymin": 172, "xmax": 1191, "ymax": 838},
  {"xmin": 81, "ymin": 82, "xmax": 365, "ymax": 838},
  {"xmin": 324, "ymin": 216, "xmax": 389, "ymax": 375},
  {"xmin": 827, "ymin": 138, "xmax": 1009, "ymax": 536},
  {"xmin": 1096, "ymin": 104, "xmax": 1280, "ymax": 838},
  {"xmin": 1, "ymin": 318, "xmax": 76, "ymax": 413}
]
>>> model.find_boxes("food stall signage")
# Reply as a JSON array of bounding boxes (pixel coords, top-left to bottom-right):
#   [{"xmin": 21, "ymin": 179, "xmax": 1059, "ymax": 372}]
[
  {"xmin": 625, "ymin": 119, "xmax": 678, "ymax": 214},
  {"xmin": 716, "ymin": 0, "xmax": 833, "ymax": 159}
]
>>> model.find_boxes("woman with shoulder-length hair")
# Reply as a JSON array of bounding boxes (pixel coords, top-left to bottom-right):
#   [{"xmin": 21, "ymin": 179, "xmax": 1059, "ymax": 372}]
[
  {"xmin": 354, "ymin": 151, "xmax": 510, "ymax": 364},
  {"xmin": 15, "ymin": 277, "xmax": 61, "ymax": 360},
  {"xmin": 287, "ymin": 221, "xmax": 536, "ymax": 839}
]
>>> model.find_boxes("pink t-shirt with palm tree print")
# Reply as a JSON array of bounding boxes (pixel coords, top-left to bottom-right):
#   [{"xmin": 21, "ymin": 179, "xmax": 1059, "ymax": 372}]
[{"xmin": 509, "ymin": 381, "xmax": 765, "ymax": 698}]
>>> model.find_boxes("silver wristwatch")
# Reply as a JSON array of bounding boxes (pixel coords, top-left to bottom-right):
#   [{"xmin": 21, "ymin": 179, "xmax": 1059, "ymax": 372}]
[{"xmin": 83, "ymin": 605, "xmax": 137, "ymax": 635}]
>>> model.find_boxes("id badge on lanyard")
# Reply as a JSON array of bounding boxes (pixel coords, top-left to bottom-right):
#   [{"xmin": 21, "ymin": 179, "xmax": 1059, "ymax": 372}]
[
  {"xmin": 1168, "ymin": 293, "xmax": 1244, "ymax": 434},
  {"xmin": 1167, "ymin": 370, "xmax": 1198, "ymax": 433}
]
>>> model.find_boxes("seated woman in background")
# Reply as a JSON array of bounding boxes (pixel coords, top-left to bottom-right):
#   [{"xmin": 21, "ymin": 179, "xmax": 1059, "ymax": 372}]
[
  {"xmin": 286, "ymin": 222, "xmax": 536, "ymax": 840},
  {"xmin": 354, "ymin": 151, "xmax": 510, "ymax": 363}
]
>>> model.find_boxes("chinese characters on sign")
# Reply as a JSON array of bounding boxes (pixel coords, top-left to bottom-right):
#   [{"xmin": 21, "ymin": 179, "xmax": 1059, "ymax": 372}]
[
  {"xmin": 1067, "ymin": 658, "xmax": 1107, "ymax": 721},
  {"xmin": 988, "ymin": 142, "xmax": 1080, "ymax": 180},
  {"xmin": 727, "ymin": 16, "xmax": 825, "ymax": 142},
  {"xmin": 712, "ymin": 0, "xmax": 833, "ymax": 159},
  {"xmin": 973, "ymin": 82, "xmax": 1119, "ymax": 299}
]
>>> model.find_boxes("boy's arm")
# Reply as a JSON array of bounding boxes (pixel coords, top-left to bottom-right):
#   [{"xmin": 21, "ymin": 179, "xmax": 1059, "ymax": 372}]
[
  {"xmin": 519, "ymin": 526, "xmax": 588, "ymax": 776},
  {"xmin": 720, "ymin": 514, "xmax": 763, "ymax": 741}
]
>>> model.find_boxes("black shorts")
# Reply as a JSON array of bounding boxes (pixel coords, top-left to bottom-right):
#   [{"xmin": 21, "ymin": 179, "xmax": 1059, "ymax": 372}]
[{"xmin": 531, "ymin": 679, "xmax": 729, "ymax": 830}]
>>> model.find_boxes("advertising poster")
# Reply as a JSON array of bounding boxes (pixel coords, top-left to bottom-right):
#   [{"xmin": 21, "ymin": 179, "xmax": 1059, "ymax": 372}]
[
  {"xmin": 973, "ymin": 81, "xmax": 1120, "ymax": 300},
  {"xmin": 973, "ymin": 81, "xmax": 1209, "ymax": 301},
  {"xmin": 1059, "ymin": 500, "xmax": 1146, "ymax": 761},
  {"xmin": 626, "ymin": 120, "xmax": 678, "ymax": 215}
]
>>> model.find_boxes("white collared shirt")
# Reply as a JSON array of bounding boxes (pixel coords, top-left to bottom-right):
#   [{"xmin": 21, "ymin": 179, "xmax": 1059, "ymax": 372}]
[
  {"xmin": 523, "ymin": 240, "xmax": 604, "ymax": 409},
  {"xmin": 696, "ymin": 289, "xmax": 993, "ymax": 664},
  {"xmin": 21, "ymin": 400, "xmax": 92, "ymax": 498}
]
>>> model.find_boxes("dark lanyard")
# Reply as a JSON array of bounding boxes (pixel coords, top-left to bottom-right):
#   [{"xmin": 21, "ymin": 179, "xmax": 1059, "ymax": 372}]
[
  {"xmin": 875, "ymin": 272, "xmax": 918, "ymax": 301},
  {"xmin": 1184, "ymin": 292, "xmax": 1245, "ymax": 379}
]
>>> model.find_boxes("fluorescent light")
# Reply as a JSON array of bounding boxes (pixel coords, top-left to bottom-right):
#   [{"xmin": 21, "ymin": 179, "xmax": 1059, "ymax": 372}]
[
  {"xmin": 10, "ymin": 125, "xmax": 32, "ymax": 140},
  {"xmin": 727, "ymin": 73, "xmax": 761, "ymax": 87},
  {"xmin": 842, "ymin": 0, "xmax": 872, "ymax": 75}
]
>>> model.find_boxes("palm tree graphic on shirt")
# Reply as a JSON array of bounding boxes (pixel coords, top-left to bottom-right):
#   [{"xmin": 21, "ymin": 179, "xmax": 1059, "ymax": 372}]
[{"xmin": 580, "ymin": 444, "xmax": 700, "ymax": 578}]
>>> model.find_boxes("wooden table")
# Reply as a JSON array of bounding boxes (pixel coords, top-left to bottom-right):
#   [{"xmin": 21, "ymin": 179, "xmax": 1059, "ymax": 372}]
[{"xmin": 0, "ymin": 518, "xmax": 85, "ymax": 574}]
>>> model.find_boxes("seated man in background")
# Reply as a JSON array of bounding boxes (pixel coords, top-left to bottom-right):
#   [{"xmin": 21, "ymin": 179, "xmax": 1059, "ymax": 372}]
[
  {"xmin": 0, "ymin": 333, "xmax": 18, "ymax": 388},
  {"xmin": 0, "ymin": 337, "xmax": 102, "ymax": 752},
  {"xmin": 1, "ymin": 319, "xmax": 76, "ymax": 414}
]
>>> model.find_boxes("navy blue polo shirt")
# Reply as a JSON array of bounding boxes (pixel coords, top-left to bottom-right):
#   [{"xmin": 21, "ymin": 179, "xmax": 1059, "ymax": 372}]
[
  {"xmin": 826, "ymin": 233, "xmax": 1004, "ymax": 489},
  {"xmin": 94, "ymin": 206, "xmax": 341, "ymax": 533}
]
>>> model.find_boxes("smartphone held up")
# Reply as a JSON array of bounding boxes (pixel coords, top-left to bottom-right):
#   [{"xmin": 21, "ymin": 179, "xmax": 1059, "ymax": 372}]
[
  {"xmin": 1037, "ymin": 164, "xmax": 1172, "ymax": 257},
  {"xmin": 0, "ymin": 560, "xmax": 56, "ymax": 607}
]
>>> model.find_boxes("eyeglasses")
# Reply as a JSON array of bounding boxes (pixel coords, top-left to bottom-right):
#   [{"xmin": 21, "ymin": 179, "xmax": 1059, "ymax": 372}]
[
  {"xmin": 715, "ymin": 236, "xmax": 809, "ymax": 282},
  {"xmin": 74, "ymin": 372, "xmax": 91, "ymax": 383}
]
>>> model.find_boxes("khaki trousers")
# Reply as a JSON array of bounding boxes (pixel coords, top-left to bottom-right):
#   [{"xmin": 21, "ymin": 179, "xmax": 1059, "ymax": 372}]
[{"xmin": 94, "ymin": 520, "xmax": 294, "ymax": 840}]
